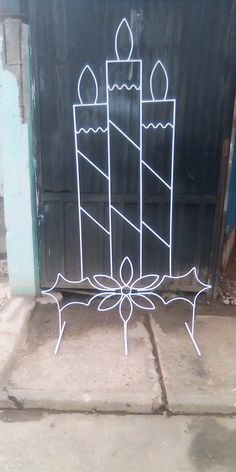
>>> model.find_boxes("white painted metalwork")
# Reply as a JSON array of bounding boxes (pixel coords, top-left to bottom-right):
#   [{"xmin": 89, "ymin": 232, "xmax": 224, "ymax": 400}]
[
  {"xmin": 115, "ymin": 17, "xmax": 134, "ymax": 60},
  {"xmin": 42, "ymin": 18, "xmax": 211, "ymax": 357},
  {"xmin": 77, "ymin": 150, "xmax": 109, "ymax": 179},
  {"xmin": 77, "ymin": 65, "xmax": 98, "ymax": 104},
  {"xmin": 150, "ymin": 60, "xmax": 169, "ymax": 100},
  {"xmin": 77, "ymin": 126, "xmax": 107, "ymax": 134}
]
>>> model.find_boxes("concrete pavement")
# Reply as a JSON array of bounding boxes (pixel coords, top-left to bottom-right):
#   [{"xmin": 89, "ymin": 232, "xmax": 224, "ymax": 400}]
[
  {"xmin": 0, "ymin": 411, "xmax": 236, "ymax": 471},
  {"xmin": 4, "ymin": 301, "xmax": 162, "ymax": 412},
  {"xmin": 150, "ymin": 307, "xmax": 236, "ymax": 414},
  {"xmin": 0, "ymin": 296, "xmax": 236, "ymax": 414}
]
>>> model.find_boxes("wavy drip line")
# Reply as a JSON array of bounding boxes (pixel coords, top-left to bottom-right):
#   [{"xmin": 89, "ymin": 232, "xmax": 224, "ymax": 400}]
[
  {"xmin": 108, "ymin": 83, "xmax": 140, "ymax": 91},
  {"xmin": 142, "ymin": 122, "xmax": 173, "ymax": 130},
  {"xmin": 77, "ymin": 126, "xmax": 108, "ymax": 134}
]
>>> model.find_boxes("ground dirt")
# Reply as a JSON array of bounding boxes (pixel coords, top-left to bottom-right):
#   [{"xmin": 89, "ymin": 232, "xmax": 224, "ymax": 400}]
[{"xmin": 218, "ymin": 244, "xmax": 236, "ymax": 306}]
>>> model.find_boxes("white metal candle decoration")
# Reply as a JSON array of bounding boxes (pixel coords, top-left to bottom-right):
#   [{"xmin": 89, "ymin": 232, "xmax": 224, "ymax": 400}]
[{"xmin": 42, "ymin": 18, "xmax": 211, "ymax": 357}]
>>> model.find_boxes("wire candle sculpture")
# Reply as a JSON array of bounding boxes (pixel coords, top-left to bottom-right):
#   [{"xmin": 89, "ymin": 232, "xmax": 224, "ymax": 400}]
[{"xmin": 42, "ymin": 18, "xmax": 211, "ymax": 357}]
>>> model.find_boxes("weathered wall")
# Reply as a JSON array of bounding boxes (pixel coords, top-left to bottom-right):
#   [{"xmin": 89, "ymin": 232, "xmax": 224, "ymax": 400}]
[
  {"xmin": 0, "ymin": 156, "xmax": 3, "ymax": 196},
  {"xmin": 0, "ymin": 19, "xmax": 39, "ymax": 295}
]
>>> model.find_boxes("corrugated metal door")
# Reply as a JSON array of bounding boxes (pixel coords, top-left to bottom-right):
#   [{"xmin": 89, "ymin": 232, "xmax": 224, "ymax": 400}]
[{"xmin": 30, "ymin": 0, "xmax": 236, "ymax": 289}]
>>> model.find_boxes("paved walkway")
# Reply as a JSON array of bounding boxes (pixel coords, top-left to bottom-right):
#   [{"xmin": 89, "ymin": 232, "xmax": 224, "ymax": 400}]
[
  {"xmin": 0, "ymin": 412, "xmax": 235, "ymax": 471},
  {"xmin": 0, "ymin": 297, "xmax": 236, "ymax": 414}
]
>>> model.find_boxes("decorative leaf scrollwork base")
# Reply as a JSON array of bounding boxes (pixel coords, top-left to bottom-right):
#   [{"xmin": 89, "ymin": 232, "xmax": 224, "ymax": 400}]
[{"xmin": 42, "ymin": 257, "xmax": 211, "ymax": 356}]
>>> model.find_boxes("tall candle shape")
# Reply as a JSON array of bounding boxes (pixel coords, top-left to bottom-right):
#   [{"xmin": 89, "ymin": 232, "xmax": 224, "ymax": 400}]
[
  {"xmin": 106, "ymin": 19, "xmax": 142, "ymax": 278},
  {"xmin": 73, "ymin": 19, "xmax": 176, "ymax": 281},
  {"xmin": 142, "ymin": 60, "xmax": 176, "ymax": 276},
  {"xmin": 73, "ymin": 65, "xmax": 109, "ymax": 279}
]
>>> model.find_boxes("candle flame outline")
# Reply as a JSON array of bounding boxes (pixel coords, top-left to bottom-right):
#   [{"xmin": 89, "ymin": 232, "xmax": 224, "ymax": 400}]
[
  {"xmin": 150, "ymin": 60, "xmax": 169, "ymax": 100},
  {"xmin": 115, "ymin": 18, "xmax": 134, "ymax": 61},
  {"xmin": 77, "ymin": 65, "xmax": 98, "ymax": 104}
]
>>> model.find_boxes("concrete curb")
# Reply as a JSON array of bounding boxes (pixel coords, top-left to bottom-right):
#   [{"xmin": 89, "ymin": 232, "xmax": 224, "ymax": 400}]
[
  {"xmin": 0, "ymin": 388, "xmax": 162, "ymax": 413},
  {"xmin": 0, "ymin": 297, "xmax": 35, "ymax": 391},
  {"xmin": 167, "ymin": 393, "xmax": 236, "ymax": 415}
]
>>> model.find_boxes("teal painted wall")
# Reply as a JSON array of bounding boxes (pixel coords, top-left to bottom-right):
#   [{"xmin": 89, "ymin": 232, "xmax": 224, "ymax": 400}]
[{"xmin": 0, "ymin": 25, "xmax": 39, "ymax": 295}]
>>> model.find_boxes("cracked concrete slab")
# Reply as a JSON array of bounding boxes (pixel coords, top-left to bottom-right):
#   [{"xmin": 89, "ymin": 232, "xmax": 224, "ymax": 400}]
[
  {"xmin": 150, "ymin": 306, "xmax": 236, "ymax": 414},
  {"xmin": 6, "ymin": 302, "xmax": 162, "ymax": 412}
]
